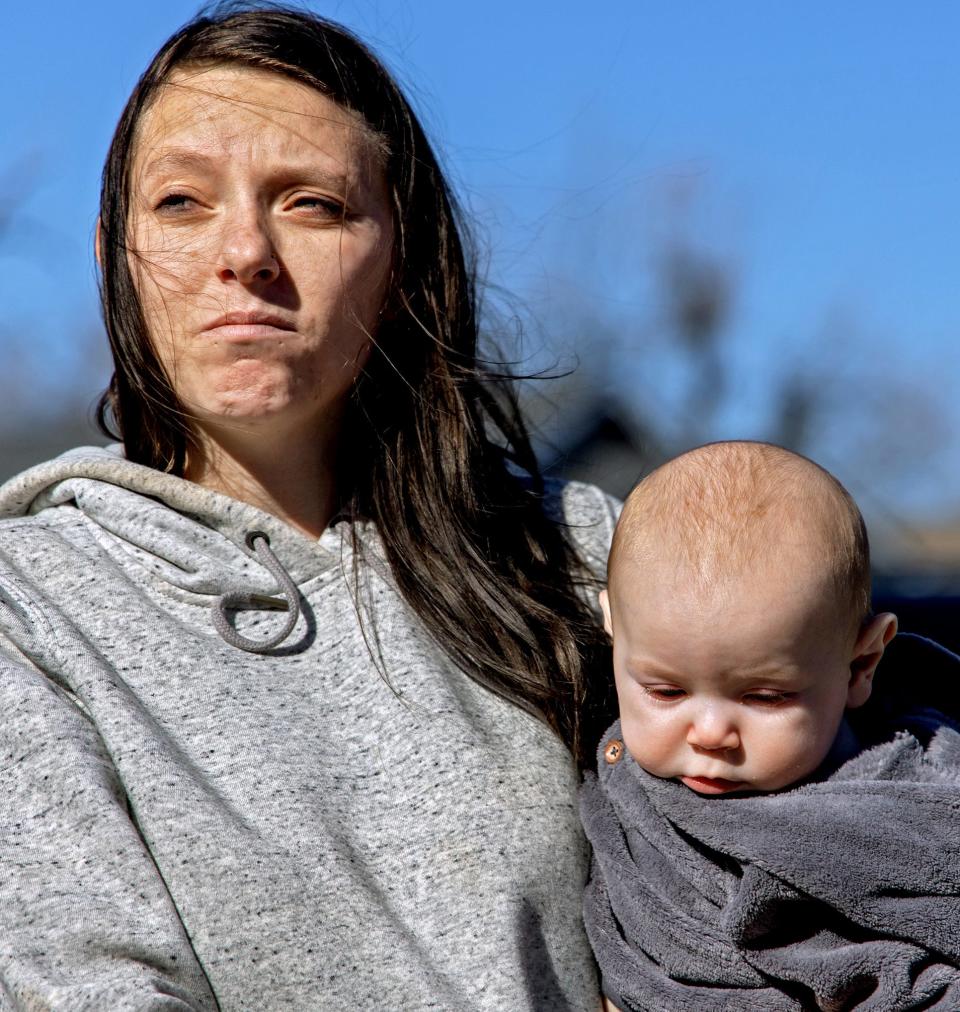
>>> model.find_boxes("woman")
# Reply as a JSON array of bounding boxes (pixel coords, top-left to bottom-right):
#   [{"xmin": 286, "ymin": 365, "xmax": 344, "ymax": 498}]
[{"xmin": 0, "ymin": 6, "xmax": 617, "ymax": 1009}]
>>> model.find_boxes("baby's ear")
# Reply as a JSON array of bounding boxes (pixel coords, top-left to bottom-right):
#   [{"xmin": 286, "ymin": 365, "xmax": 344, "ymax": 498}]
[
  {"xmin": 599, "ymin": 588, "xmax": 613, "ymax": 638},
  {"xmin": 847, "ymin": 612, "xmax": 898, "ymax": 708}
]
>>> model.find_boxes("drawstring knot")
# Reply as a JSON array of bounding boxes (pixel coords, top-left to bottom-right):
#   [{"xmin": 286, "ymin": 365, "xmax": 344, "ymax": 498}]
[{"xmin": 212, "ymin": 531, "xmax": 302, "ymax": 653}]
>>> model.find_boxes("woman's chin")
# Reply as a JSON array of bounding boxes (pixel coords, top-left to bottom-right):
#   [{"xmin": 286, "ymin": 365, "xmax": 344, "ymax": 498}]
[{"xmin": 187, "ymin": 397, "xmax": 305, "ymax": 437}]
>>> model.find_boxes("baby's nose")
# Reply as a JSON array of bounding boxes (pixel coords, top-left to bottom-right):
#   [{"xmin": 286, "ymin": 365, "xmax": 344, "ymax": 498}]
[{"xmin": 686, "ymin": 707, "xmax": 741, "ymax": 751}]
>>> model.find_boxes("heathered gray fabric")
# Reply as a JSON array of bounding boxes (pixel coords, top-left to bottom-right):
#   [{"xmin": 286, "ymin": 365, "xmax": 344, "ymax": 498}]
[{"xmin": 0, "ymin": 445, "xmax": 617, "ymax": 1011}]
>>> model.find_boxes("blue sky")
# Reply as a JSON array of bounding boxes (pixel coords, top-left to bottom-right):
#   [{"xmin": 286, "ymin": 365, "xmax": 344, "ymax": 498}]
[{"xmin": 3, "ymin": 1, "xmax": 959, "ymax": 522}]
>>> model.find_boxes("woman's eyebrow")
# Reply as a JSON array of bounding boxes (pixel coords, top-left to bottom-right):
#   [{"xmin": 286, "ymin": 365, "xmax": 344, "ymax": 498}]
[
  {"xmin": 140, "ymin": 149, "xmax": 353, "ymax": 192},
  {"xmin": 140, "ymin": 150, "xmax": 219, "ymax": 181},
  {"xmin": 266, "ymin": 165, "xmax": 353, "ymax": 192}
]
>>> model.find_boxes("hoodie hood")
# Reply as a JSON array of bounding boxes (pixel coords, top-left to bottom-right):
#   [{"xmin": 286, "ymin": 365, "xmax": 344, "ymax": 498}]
[{"xmin": 0, "ymin": 445, "xmax": 345, "ymax": 599}]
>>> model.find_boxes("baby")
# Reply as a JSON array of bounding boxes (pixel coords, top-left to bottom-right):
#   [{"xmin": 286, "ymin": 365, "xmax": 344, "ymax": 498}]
[{"xmin": 581, "ymin": 441, "xmax": 960, "ymax": 1011}]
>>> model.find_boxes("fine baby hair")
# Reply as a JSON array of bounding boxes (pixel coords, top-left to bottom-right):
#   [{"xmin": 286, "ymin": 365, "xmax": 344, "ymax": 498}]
[{"xmin": 607, "ymin": 439, "xmax": 872, "ymax": 637}]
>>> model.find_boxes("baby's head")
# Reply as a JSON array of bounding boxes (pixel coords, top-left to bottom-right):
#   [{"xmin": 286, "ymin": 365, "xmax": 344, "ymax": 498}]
[{"xmin": 601, "ymin": 441, "xmax": 897, "ymax": 795}]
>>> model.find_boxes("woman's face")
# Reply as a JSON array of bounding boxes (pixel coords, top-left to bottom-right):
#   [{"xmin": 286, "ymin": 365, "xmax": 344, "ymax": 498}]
[{"xmin": 127, "ymin": 65, "xmax": 394, "ymax": 444}]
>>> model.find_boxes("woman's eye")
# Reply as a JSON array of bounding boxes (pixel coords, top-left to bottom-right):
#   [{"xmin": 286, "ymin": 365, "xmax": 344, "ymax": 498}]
[
  {"xmin": 155, "ymin": 193, "xmax": 198, "ymax": 214},
  {"xmin": 290, "ymin": 195, "xmax": 345, "ymax": 219},
  {"xmin": 643, "ymin": 686, "xmax": 686, "ymax": 701}
]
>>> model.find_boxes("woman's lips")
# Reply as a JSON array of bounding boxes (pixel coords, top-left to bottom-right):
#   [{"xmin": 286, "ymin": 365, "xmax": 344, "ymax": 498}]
[
  {"xmin": 680, "ymin": 775, "xmax": 747, "ymax": 795},
  {"xmin": 202, "ymin": 312, "xmax": 296, "ymax": 339}
]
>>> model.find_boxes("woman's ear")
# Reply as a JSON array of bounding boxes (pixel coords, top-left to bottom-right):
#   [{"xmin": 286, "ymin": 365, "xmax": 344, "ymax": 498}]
[
  {"xmin": 599, "ymin": 588, "xmax": 613, "ymax": 638},
  {"xmin": 847, "ymin": 612, "xmax": 898, "ymax": 708},
  {"xmin": 95, "ymin": 218, "xmax": 103, "ymax": 268}
]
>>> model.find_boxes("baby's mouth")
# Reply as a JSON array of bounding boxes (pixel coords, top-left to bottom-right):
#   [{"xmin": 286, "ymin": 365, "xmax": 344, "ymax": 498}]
[{"xmin": 680, "ymin": 775, "xmax": 747, "ymax": 795}]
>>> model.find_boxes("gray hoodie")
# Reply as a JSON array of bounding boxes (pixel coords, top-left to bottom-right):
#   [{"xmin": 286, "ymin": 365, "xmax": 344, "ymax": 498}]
[{"xmin": 0, "ymin": 445, "xmax": 617, "ymax": 1011}]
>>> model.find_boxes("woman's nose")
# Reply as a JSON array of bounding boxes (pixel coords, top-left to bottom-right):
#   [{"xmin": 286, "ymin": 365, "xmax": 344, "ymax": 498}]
[
  {"xmin": 216, "ymin": 213, "xmax": 279, "ymax": 285},
  {"xmin": 686, "ymin": 705, "xmax": 741, "ymax": 751}
]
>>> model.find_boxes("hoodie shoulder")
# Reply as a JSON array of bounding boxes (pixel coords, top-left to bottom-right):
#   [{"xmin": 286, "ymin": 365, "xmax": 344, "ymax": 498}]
[
  {"xmin": 0, "ymin": 445, "xmax": 125, "ymax": 519},
  {"xmin": 0, "ymin": 447, "xmax": 117, "ymax": 563},
  {"xmin": 542, "ymin": 478, "xmax": 621, "ymax": 583}
]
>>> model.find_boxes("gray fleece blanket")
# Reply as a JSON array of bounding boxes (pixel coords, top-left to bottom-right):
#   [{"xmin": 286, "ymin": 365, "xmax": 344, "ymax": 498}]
[{"xmin": 581, "ymin": 635, "xmax": 960, "ymax": 1011}]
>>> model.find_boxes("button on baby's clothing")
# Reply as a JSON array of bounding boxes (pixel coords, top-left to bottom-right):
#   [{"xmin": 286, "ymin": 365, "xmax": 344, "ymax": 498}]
[{"xmin": 604, "ymin": 739, "xmax": 625, "ymax": 765}]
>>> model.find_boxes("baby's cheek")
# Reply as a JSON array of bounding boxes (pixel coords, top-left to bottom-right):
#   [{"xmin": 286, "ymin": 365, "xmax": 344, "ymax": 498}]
[
  {"xmin": 753, "ymin": 711, "xmax": 833, "ymax": 788},
  {"xmin": 620, "ymin": 717, "xmax": 645, "ymax": 764},
  {"xmin": 613, "ymin": 686, "xmax": 644, "ymax": 756},
  {"xmin": 619, "ymin": 704, "xmax": 676, "ymax": 775}
]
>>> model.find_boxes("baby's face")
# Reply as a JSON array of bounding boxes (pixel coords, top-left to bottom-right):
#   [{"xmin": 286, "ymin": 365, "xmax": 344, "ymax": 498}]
[{"xmin": 602, "ymin": 554, "xmax": 858, "ymax": 795}]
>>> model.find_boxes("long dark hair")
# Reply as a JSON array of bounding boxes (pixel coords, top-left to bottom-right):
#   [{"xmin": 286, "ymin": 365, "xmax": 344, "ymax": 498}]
[{"xmin": 96, "ymin": 2, "xmax": 614, "ymax": 768}]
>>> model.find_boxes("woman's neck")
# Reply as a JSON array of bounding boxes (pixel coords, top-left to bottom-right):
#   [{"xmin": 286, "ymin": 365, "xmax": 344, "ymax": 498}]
[{"xmin": 184, "ymin": 419, "xmax": 341, "ymax": 539}]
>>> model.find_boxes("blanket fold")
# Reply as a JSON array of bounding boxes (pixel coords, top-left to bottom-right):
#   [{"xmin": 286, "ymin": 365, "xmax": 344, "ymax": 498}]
[{"xmin": 581, "ymin": 635, "xmax": 960, "ymax": 1011}]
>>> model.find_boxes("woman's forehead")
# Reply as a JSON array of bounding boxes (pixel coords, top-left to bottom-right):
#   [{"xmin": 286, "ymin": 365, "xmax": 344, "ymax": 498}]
[{"xmin": 132, "ymin": 65, "xmax": 383, "ymax": 176}]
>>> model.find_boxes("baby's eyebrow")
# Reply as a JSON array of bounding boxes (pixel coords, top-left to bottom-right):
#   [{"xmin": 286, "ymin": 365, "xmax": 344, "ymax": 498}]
[
  {"xmin": 729, "ymin": 666, "xmax": 798, "ymax": 685},
  {"xmin": 624, "ymin": 659, "xmax": 683, "ymax": 680}
]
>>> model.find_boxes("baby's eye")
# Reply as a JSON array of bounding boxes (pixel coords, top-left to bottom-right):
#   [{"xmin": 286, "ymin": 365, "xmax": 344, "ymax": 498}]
[
  {"xmin": 742, "ymin": 690, "xmax": 795, "ymax": 705},
  {"xmin": 642, "ymin": 685, "xmax": 686, "ymax": 701}
]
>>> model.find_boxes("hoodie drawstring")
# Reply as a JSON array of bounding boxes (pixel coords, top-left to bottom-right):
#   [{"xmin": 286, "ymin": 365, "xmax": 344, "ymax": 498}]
[{"xmin": 213, "ymin": 531, "xmax": 302, "ymax": 653}]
